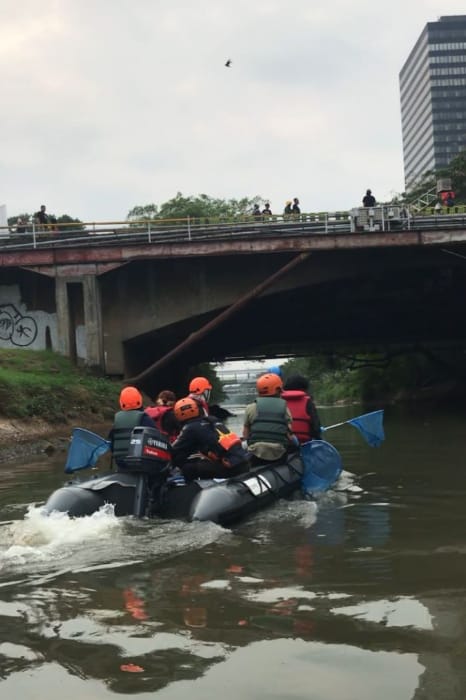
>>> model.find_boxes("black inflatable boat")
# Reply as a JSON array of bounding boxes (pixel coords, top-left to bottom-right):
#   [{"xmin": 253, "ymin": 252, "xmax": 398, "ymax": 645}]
[{"xmin": 43, "ymin": 426, "xmax": 306, "ymax": 526}]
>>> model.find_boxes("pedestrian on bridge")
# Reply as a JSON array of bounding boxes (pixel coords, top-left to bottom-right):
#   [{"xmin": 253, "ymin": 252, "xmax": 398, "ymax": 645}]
[
  {"xmin": 362, "ymin": 189, "xmax": 376, "ymax": 207},
  {"xmin": 34, "ymin": 204, "xmax": 49, "ymax": 230},
  {"xmin": 284, "ymin": 201, "xmax": 293, "ymax": 217},
  {"xmin": 262, "ymin": 202, "xmax": 272, "ymax": 216}
]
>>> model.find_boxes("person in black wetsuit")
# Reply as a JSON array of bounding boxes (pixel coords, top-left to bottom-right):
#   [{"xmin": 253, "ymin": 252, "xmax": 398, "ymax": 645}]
[{"xmin": 171, "ymin": 396, "xmax": 250, "ymax": 481}]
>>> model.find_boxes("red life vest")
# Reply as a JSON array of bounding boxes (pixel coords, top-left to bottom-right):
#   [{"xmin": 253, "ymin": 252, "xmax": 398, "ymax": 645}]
[
  {"xmin": 145, "ymin": 405, "xmax": 178, "ymax": 442},
  {"xmin": 281, "ymin": 390, "xmax": 312, "ymax": 443}
]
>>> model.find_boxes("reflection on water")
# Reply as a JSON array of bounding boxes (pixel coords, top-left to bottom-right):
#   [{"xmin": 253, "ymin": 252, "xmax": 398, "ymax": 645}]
[{"xmin": 1, "ymin": 404, "xmax": 466, "ymax": 698}]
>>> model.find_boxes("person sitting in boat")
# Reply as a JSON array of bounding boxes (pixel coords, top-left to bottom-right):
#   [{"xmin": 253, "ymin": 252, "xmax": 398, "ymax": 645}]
[
  {"xmin": 243, "ymin": 373, "xmax": 297, "ymax": 465},
  {"xmin": 108, "ymin": 386, "xmax": 157, "ymax": 468},
  {"xmin": 145, "ymin": 389, "xmax": 180, "ymax": 442},
  {"xmin": 188, "ymin": 376, "xmax": 212, "ymax": 416},
  {"xmin": 171, "ymin": 396, "xmax": 250, "ymax": 481},
  {"xmin": 282, "ymin": 374, "xmax": 321, "ymax": 444}
]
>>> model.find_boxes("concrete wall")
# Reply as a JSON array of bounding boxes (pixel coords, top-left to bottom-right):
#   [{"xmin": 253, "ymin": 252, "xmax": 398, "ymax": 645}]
[{"xmin": 0, "ymin": 283, "xmax": 59, "ymax": 353}]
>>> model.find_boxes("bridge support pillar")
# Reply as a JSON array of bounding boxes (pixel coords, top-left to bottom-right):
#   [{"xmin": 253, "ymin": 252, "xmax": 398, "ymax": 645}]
[
  {"xmin": 83, "ymin": 274, "xmax": 104, "ymax": 370},
  {"xmin": 55, "ymin": 274, "xmax": 104, "ymax": 370}
]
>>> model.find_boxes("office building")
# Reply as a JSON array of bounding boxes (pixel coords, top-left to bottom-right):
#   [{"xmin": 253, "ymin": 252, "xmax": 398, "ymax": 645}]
[{"xmin": 399, "ymin": 15, "xmax": 466, "ymax": 189}]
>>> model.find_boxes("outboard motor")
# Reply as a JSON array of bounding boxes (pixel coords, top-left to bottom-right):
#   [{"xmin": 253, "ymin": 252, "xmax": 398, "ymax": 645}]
[
  {"xmin": 117, "ymin": 426, "xmax": 173, "ymax": 515},
  {"xmin": 44, "ymin": 427, "xmax": 172, "ymax": 519}
]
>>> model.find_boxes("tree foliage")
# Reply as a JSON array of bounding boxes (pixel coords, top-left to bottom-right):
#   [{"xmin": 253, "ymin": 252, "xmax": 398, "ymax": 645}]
[
  {"xmin": 127, "ymin": 192, "xmax": 266, "ymax": 221},
  {"xmin": 7, "ymin": 212, "xmax": 84, "ymax": 232},
  {"xmin": 402, "ymin": 147, "xmax": 466, "ymax": 204}
]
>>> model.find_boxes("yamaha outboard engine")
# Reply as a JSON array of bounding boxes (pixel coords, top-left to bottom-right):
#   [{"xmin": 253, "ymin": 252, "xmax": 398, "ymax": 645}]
[{"xmin": 43, "ymin": 427, "xmax": 172, "ymax": 518}]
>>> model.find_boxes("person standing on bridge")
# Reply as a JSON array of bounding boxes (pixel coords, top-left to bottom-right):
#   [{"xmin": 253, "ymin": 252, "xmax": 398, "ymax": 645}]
[
  {"xmin": 292, "ymin": 198, "xmax": 301, "ymax": 216},
  {"xmin": 262, "ymin": 202, "xmax": 272, "ymax": 217},
  {"xmin": 34, "ymin": 204, "xmax": 49, "ymax": 230},
  {"xmin": 362, "ymin": 189, "xmax": 376, "ymax": 207}
]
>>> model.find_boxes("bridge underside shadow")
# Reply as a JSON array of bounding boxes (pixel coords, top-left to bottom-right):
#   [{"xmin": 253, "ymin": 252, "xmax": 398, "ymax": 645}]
[{"xmin": 124, "ymin": 260, "xmax": 466, "ymax": 396}]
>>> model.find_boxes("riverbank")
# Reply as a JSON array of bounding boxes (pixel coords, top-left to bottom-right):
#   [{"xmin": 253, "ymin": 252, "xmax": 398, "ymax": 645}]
[{"xmin": 0, "ymin": 349, "xmax": 120, "ymax": 463}]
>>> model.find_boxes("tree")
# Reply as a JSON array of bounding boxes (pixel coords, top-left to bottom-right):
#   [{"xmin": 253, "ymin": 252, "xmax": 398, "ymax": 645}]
[
  {"xmin": 7, "ymin": 212, "xmax": 84, "ymax": 232},
  {"xmin": 55, "ymin": 215, "xmax": 85, "ymax": 233},
  {"xmin": 127, "ymin": 204, "xmax": 159, "ymax": 221},
  {"xmin": 402, "ymin": 147, "xmax": 466, "ymax": 204},
  {"xmin": 127, "ymin": 192, "xmax": 266, "ymax": 222},
  {"xmin": 446, "ymin": 149, "xmax": 466, "ymax": 201}
]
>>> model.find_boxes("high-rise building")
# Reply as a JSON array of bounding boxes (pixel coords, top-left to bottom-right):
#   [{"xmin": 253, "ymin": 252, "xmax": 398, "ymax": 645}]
[{"xmin": 399, "ymin": 15, "xmax": 466, "ymax": 189}]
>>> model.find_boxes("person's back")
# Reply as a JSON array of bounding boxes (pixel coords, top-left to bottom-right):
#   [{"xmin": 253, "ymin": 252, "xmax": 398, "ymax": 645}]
[
  {"xmin": 145, "ymin": 389, "xmax": 179, "ymax": 441},
  {"xmin": 109, "ymin": 386, "xmax": 156, "ymax": 467},
  {"xmin": 284, "ymin": 201, "xmax": 292, "ymax": 215},
  {"xmin": 243, "ymin": 373, "xmax": 294, "ymax": 464},
  {"xmin": 282, "ymin": 374, "xmax": 321, "ymax": 443},
  {"xmin": 172, "ymin": 398, "xmax": 249, "ymax": 480}
]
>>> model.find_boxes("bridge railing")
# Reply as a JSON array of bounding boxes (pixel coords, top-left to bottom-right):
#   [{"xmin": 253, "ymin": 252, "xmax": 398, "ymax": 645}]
[{"xmin": 1, "ymin": 205, "xmax": 466, "ymax": 250}]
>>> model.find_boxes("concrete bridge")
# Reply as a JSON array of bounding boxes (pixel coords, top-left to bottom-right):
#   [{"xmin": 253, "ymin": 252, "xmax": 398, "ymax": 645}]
[{"xmin": 1, "ymin": 208, "xmax": 466, "ymax": 395}]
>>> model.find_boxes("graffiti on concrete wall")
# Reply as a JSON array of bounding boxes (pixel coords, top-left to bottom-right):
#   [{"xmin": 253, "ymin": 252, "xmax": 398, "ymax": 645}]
[
  {"xmin": 0, "ymin": 285, "xmax": 58, "ymax": 353},
  {"xmin": 0, "ymin": 303, "xmax": 38, "ymax": 346}
]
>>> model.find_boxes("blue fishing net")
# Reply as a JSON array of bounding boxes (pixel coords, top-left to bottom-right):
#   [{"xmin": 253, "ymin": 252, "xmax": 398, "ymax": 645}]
[
  {"xmin": 65, "ymin": 428, "xmax": 111, "ymax": 473},
  {"xmin": 300, "ymin": 440, "xmax": 343, "ymax": 493},
  {"xmin": 348, "ymin": 410, "xmax": 385, "ymax": 447}
]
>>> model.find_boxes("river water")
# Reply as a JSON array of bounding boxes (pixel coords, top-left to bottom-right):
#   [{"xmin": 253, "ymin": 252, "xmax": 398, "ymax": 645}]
[{"xmin": 0, "ymin": 403, "xmax": 465, "ymax": 699}]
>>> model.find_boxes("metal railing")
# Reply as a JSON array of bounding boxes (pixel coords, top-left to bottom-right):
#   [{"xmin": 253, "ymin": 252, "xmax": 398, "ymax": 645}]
[{"xmin": 1, "ymin": 205, "xmax": 466, "ymax": 252}]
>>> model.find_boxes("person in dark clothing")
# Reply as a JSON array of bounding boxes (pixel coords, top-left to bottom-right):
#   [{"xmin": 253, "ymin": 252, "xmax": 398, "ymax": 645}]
[
  {"xmin": 292, "ymin": 197, "xmax": 301, "ymax": 215},
  {"xmin": 34, "ymin": 205, "xmax": 49, "ymax": 229},
  {"xmin": 253, "ymin": 204, "xmax": 262, "ymax": 218},
  {"xmin": 262, "ymin": 202, "xmax": 272, "ymax": 216},
  {"xmin": 284, "ymin": 200, "xmax": 293, "ymax": 216},
  {"xmin": 171, "ymin": 397, "xmax": 250, "ymax": 481},
  {"xmin": 108, "ymin": 386, "xmax": 156, "ymax": 468},
  {"xmin": 282, "ymin": 374, "xmax": 321, "ymax": 443},
  {"xmin": 362, "ymin": 189, "xmax": 376, "ymax": 207}
]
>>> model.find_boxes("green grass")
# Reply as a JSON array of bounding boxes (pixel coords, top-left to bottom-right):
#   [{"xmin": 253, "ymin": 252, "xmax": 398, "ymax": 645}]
[{"xmin": 0, "ymin": 349, "xmax": 121, "ymax": 422}]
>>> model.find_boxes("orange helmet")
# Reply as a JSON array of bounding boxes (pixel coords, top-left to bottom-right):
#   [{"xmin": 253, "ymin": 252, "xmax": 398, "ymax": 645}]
[
  {"xmin": 188, "ymin": 376, "xmax": 212, "ymax": 395},
  {"xmin": 120, "ymin": 386, "xmax": 143, "ymax": 410},
  {"xmin": 256, "ymin": 373, "xmax": 283, "ymax": 396},
  {"xmin": 174, "ymin": 397, "xmax": 201, "ymax": 422}
]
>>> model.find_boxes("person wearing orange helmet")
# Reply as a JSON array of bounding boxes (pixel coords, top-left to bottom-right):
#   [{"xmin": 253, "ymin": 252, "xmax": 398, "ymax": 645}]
[
  {"xmin": 243, "ymin": 373, "xmax": 295, "ymax": 465},
  {"xmin": 171, "ymin": 396, "xmax": 249, "ymax": 481},
  {"xmin": 108, "ymin": 386, "xmax": 157, "ymax": 467},
  {"xmin": 188, "ymin": 376, "xmax": 212, "ymax": 417}
]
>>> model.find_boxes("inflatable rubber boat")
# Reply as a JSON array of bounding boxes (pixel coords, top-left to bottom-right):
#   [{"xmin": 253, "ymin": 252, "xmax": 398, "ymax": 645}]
[{"xmin": 42, "ymin": 426, "xmax": 344, "ymax": 525}]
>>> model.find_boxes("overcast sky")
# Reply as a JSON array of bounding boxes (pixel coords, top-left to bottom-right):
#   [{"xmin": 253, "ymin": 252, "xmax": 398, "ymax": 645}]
[{"xmin": 2, "ymin": 1, "xmax": 465, "ymax": 223}]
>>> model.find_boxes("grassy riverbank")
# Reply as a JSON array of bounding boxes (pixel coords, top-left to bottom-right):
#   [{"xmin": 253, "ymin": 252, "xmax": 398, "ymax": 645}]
[{"xmin": 0, "ymin": 349, "xmax": 122, "ymax": 455}]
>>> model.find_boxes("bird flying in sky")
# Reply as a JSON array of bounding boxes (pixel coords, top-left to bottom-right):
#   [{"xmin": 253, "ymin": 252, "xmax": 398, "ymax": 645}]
[{"xmin": 225, "ymin": 59, "xmax": 232, "ymax": 67}]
